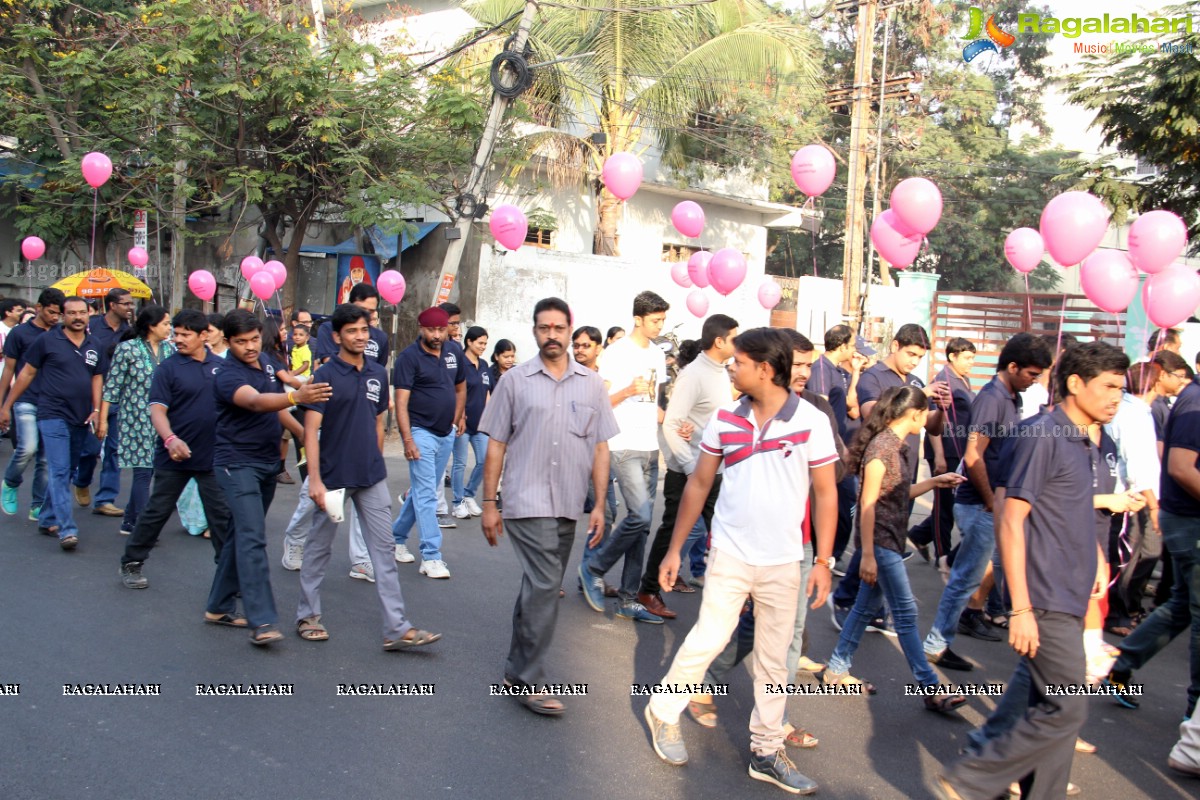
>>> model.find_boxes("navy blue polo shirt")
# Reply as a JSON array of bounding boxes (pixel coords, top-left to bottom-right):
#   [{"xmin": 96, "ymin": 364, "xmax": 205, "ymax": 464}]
[
  {"xmin": 3, "ymin": 320, "xmax": 51, "ymax": 406},
  {"xmin": 1161, "ymin": 381, "xmax": 1200, "ymax": 516},
  {"xmin": 314, "ymin": 321, "xmax": 389, "ymax": 366},
  {"xmin": 1152, "ymin": 395, "xmax": 1171, "ymax": 442},
  {"xmin": 1095, "ymin": 431, "xmax": 1119, "ymax": 552},
  {"xmin": 302, "ymin": 356, "xmax": 389, "ymax": 488},
  {"xmin": 392, "ymin": 339, "xmax": 465, "ymax": 437},
  {"xmin": 88, "ymin": 315, "xmax": 130, "ymax": 376},
  {"xmin": 1004, "ymin": 406, "xmax": 1104, "ymax": 618},
  {"xmin": 463, "ymin": 355, "xmax": 492, "ymax": 435},
  {"xmin": 810, "ymin": 355, "xmax": 850, "ymax": 440},
  {"xmin": 957, "ymin": 375, "xmax": 1022, "ymax": 506},
  {"xmin": 857, "ymin": 361, "xmax": 928, "ymax": 478},
  {"xmin": 924, "ymin": 366, "xmax": 974, "ymax": 464},
  {"xmin": 212, "ymin": 353, "xmax": 286, "ymax": 466},
  {"xmin": 24, "ymin": 326, "xmax": 103, "ymax": 424},
  {"xmin": 148, "ymin": 351, "xmax": 222, "ymax": 471}
]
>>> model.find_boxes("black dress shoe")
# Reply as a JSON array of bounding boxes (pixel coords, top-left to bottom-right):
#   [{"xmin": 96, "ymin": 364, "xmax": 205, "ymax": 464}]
[
  {"xmin": 928, "ymin": 647, "xmax": 974, "ymax": 671},
  {"xmin": 958, "ymin": 612, "xmax": 1003, "ymax": 642}
]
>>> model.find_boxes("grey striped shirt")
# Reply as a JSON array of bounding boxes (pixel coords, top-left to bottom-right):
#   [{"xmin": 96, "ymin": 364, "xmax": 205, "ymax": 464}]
[{"xmin": 480, "ymin": 355, "xmax": 619, "ymax": 520}]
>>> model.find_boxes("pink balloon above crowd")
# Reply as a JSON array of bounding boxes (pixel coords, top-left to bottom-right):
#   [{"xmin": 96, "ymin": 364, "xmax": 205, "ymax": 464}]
[
  {"xmin": 1039, "ymin": 191, "xmax": 1109, "ymax": 267},
  {"xmin": 670, "ymin": 260, "xmax": 692, "ymax": 288},
  {"xmin": 1143, "ymin": 264, "xmax": 1200, "ymax": 329},
  {"xmin": 790, "ymin": 145, "xmax": 836, "ymax": 198},
  {"xmin": 708, "ymin": 248, "xmax": 747, "ymax": 296},
  {"xmin": 870, "ymin": 209, "xmax": 924, "ymax": 269},
  {"xmin": 890, "ymin": 178, "xmax": 943, "ymax": 235},
  {"xmin": 671, "ymin": 201, "xmax": 705, "ymax": 239},
  {"xmin": 188, "ymin": 269, "xmax": 216, "ymax": 301},
  {"xmin": 686, "ymin": 289, "xmax": 709, "ymax": 317},
  {"xmin": 240, "ymin": 256, "xmax": 264, "ymax": 281},
  {"xmin": 757, "ymin": 280, "xmax": 782, "ymax": 310},
  {"xmin": 21, "ymin": 236, "xmax": 45, "ymax": 261},
  {"xmin": 602, "ymin": 153, "xmax": 643, "ymax": 201},
  {"xmin": 489, "ymin": 205, "xmax": 528, "ymax": 251},
  {"xmin": 81, "ymin": 152, "xmax": 113, "ymax": 189},
  {"xmin": 378, "ymin": 269, "xmax": 406, "ymax": 304},
  {"xmin": 262, "ymin": 259, "xmax": 287, "ymax": 291},
  {"xmin": 687, "ymin": 250, "xmax": 713, "ymax": 289},
  {"xmin": 127, "ymin": 247, "xmax": 149, "ymax": 268},
  {"xmin": 1080, "ymin": 251, "xmax": 1139, "ymax": 314},
  {"xmin": 249, "ymin": 271, "xmax": 276, "ymax": 301},
  {"xmin": 1004, "ymin": 228, "xmax": 1044, "ymax": 274},
  {"xmin": 1128, "ymin": 210, "xmax": 1187, "ymax": 274}
]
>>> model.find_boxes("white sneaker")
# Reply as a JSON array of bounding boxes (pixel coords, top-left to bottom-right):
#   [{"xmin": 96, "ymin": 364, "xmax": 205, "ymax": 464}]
[
  {"xmin": 419, "ymin": 559, "xmax": 450, "ymax": 579},
  {"xmin": 349, "ymin": 562, "xmax": 375, "ymax": 583},
  {"xmin": 281, "ymin": 541, "xmax": 304, "ymax": 571},
  {"xmin": 394, "ymin": 544, "xmax": 415, "ymax": 563},
  {"xmin": 463, "ymin": 497, "xmax": 483, "ymax": 516},
  {"xmin": 452, "ymin": 502, "xmax": 470, "ymax": 519}
]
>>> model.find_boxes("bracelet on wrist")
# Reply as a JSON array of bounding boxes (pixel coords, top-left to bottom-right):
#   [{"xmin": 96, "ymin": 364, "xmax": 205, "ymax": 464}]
[
  {"xmin": 1009, "ymin": 607, "xmax": 1033, "ymax": 617},
  {"xmin": 164, "ymin": 435, "xmax": 178, "ymax": 448},
  {"xmin": 482, "ymin": 499, "xmax": 498, "ymax": 503}
]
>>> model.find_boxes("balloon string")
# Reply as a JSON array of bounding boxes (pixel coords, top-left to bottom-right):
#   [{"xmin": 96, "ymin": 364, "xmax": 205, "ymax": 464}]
[
  {"xmin": 89, "ymin": 188, "xmax": 98, "ymax": 269},
  {"xmin": 1108, "ymin": 512, "xmax": 1132, "ymax": 590},
  {"xmin": 1023, "ymin": 273, "xmax": 1032, "ymax": 327},
  {"xmin": 808, "ymin": 196, "xmax": 817, "ymax": 278}
]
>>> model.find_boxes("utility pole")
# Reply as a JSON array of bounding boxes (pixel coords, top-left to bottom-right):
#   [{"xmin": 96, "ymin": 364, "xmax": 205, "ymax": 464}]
[
  {"xmin": 433, "ymin": 0, "xmax": 539, "ymax": 306},
  {"xmin": 840, "ymin": 0, "xmax": 877, "ymax": 330}
]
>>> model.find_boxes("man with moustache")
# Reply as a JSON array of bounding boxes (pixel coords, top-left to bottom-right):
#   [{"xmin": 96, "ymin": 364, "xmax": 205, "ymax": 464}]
[{"xmin": 479, "ymin": 297, "xmax": 619, "ymax": 714}]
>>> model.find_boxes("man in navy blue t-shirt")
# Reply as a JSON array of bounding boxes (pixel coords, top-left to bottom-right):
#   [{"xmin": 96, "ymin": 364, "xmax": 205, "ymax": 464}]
[
  {"xmin": 391, "ymin": 307, "xmax": 465, "ymax": 579},
  {"xmin": 205, "ymin": 310, "xmax": 332, "ymax": 646},
  {"xmin": 0, "ymin": 287, "xmax": 63, "ymax": 519},
  {"xmin": 296, "ymin": 304, "xmax": 441, "ymax": 650},
  {"xmin": 313, "ymin": 282, "xmax": 389, "ymax": 368},
  {"xmin": 118, "ymin": 310, "xmax": 232, "ymax": 591},
  {"xmin": 2, "ymin": 296, "xmax": 102, "ymax": 550},
  {"xmin": 940, "ymin": 342, "xmax": 1131, "ymax": 800}
]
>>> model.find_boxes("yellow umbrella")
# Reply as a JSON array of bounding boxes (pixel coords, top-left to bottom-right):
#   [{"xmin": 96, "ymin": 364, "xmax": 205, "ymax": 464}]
[{"xmin": 51, "ymin": 268, "xmax": 153, "ymax": 299}]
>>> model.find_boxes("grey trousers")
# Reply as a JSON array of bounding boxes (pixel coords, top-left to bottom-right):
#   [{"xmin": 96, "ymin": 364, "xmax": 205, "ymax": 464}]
[
  {"xmin": 505, "ymin": 517, "xmax": 576, "ymax": 687},
  {"xmin": 296, "ymin": 479, "xmax": 413, "ymax": 642},
  {"xmin": 944, "ymin": 610, "xmax": 1087, "ymax": 800},
  {"xmin": 284, "ymin": 475, "xmax": 371, "ymax": 565}
]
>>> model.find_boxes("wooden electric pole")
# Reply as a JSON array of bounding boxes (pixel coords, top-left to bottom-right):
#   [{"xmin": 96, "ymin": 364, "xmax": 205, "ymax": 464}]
[{"xmin": 840, "ymin": 0, "xmax": 877, "ymax": 330}]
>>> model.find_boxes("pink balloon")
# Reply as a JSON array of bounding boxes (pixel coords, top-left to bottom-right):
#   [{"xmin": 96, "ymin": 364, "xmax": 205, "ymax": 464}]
[
  {"xmin": 377, "ymin": 269, "xmax": 407, "ymax": 304},
  {"xmin": 127, "ymin": 247, "xmax": 149, "ymax": 268},
  {"xmin": 687, "ymin": 250, "xmax": 712, "ymax": 288},
  {"xmin": 81, "ymin": 152, "xmax": 113, "ymax": 189},
  {"xmin": 870, "ymin": 209, "xmax": 922, "ymax": 268},
  {"xmin": 1080, "ymin": 251, "xmax": 1139, "ymax": 313},
  {"xmin": 708, "ymin": 248, "xmax": 747, "ymax": 296},
  {"xmin": 188, "ymin": 269, "xmax": 217, "ymax": 301},
  {"xmin": 890, "ymin": 177, "xmax": 943, "ymax": 235},
  {"xmin": 489, "ymin": 205, "xmax": 528, "ymax": 251},
  {"xmin": 262, "ymin": 259, "xmax": 287, "ymax": 290},
  {"xmin": 1004, "ymin": 228, "xmax": 1044, "ymax": 274},
  {"xmin": 21, "ymin": 236, "xmax": 45, "ymax": 260},
  {"xmin": 670, "ymin": 260, "xmax": 693, "ymax": 288},
  {"xmin": 1142, "ymin": 264, "xmax": 1200, "ymax": 329},
  {"xmin": 601, "ymin": 153, "xmax": 643, "ymax": 201},
  {"xmin": 249, "ymin": 271, "xmax": 276, "ymax": 301},
  {"xmin": 790, "ymin": 145, "xmax": 836, "ymax": 197},
  {"xmin": 240, "ymin": 256, "xmax": 264, "ymax": 281},
  {"xmin": 671, "ymin": 201, "xmax": 705, "ymax": 239},
  {"xmin": 1129, "ymin": 210, "xmax": 1188, "ymax": 275},
  {"xmin": 757, "ymin": 280, "xmax": 782, "ymax": 310},
  {"xmin": 1039, "ymin": 191, "xmax": 1109, "ymax": 267},
  {"xmin": 686, "ymin": 289, "xmax": 709, "ymax": 318}
]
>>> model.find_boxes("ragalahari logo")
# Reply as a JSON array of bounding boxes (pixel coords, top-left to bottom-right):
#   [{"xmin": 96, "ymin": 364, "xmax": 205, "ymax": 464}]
[{"xmin": 963, "ymin": 7, "xmax": 1015, "ymax": 62}]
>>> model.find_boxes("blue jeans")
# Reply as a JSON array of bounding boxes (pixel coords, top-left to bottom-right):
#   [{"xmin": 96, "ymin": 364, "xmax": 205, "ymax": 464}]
[
  {"xmin": 123, "ymin": 467, "xmax": 153, "ymax": 530},
  {"xmin": 74, "ymin": 406, "xmax": 121, "ymax": 507},
  {"xmin": 589, "ymin": 449, "xmax": 658, "ymax": 602},
  {"xmin": 452, "ymin": 431, "xmax": 488, "ymax": 504},
  {"xmin": 925, "ymin": 502, "xmax": 995, "ymax": 656},
  {"xmin": 393, "ymin": 426, "xmax": 454, "ymax": 561},
  {"xmin": 208, "ymin": 462, "xmax": 278, "ymax": 628},
  {"xmin": 37, "ymin": 418, "xmax": 91, "ymax": 540},
  {"xmin": 827, "ymin": 544, "xmax": 939, "ymax": 687},
  {"xmin": 3, "ymin": 401, "xmax": 47, "ymax": 508},
  {"xmin": 1114, "ymin": 509, "xmax": 1200, "ymax": 715},
  {"xmin": 683, "ymin": 517, "xmax": 708, "ymax": 578}
]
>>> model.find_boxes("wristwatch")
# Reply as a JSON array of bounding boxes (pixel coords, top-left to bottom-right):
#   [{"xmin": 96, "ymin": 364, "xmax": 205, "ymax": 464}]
[{"xmin": 813, "ymin": 556, "xmax": 835, "ymax": 569}]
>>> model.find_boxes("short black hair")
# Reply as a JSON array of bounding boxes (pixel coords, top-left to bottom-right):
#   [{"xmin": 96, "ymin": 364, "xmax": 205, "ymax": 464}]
[
  {"xmin": 289, "ymin": 308, "xmax": 310, "ymax": 323},
  {"xmin": 223, "ymin": 308, "xmax": 262, "ymax": 340},
  {"xmin": 348, "ymin": 282, "xmax": 379, "ymax": 304},
  {"xmin": 291, "ymin": 324, "xmax": 310, "ymax": 336},
  {"xmin": 893, "ymin": 323, "xmax": 930, "ymax": 350},
  {"xmin": 1154, "ymin": 350, "xmax": 1188, "ymax": 375},
  {"xmin": 572, "ymin": 326, "xmax": 602, "ymax": 344},
  {"xmin": 824, "ymin": 324, "xmax": 854, "ymax": 352},
  {"xmin": 699, "ymin": 314, "xmax": 739, "ymax": 350},
  {"xmin": 532, "ymin": 296, "xmax": 571, "ymax": 325},
  {"xmin": 63, "ymin": 295, "xmax": 88, "ymax": 311},
  {"xmin": 104, "ymin": 287, "xmax": 131, "ymax": 312},
  {"xmin": 438, "ymin": 302, "xmax": 461, "ymax": 317},
  {"xmin": 330, "ymin": 303, "xmax": 370, "ymax": 333},
  {"xmin": 465, "ymin": 325, "xmax": 488, "ymax": 345},
  {"xmin": 605, "ymin": 326, "xmax": 625, "ymax": 345},
  {"xmin": 1147, "ymin": 328, "xmax": 1181, "ymax": 353},
  {"xmin": 206, "ymin": 312, "xmax": 226, "ymax": 330},
  {"xmin": 0, "ymin": 298, "xmax": 25, "ymax": 317},
  {"xmin": 946, "ymin": 337, "xmax": 976, "ymax": 357},
  {"xmin": 632, "ymin": 291, "xmax": 669, "ymax": 318},
  {"xmin": 36, "ymin": 287, "xmax": 66, "ymax": 310},
  {"xmin": 133, "ymin": 305, "xmax": 169, "ymax": 339},
  {"xmin": 779, "ymin": 328, "xmax": 814, "ymax": 353},
  {"xmin": 491, "ymin": 339, "xmax": 516, "ymax": 364},
  {"xmin": 1038, "ymin": 332, "xmax": 1079, "ymax": 361},
  {"xmin": 996, "ymin": 332, "xmax": 1053, "ymax": 372},
  {"xmin": 1056, "ymin": 341, "xmax": 1131, "ymax": 400},
  {"xmin": 733, "ymin": 327, "xmax": 791, "ymax": 388},
  {"xmin": 173, "ymin": 309, "xmax": 210, "ymax": 334}
]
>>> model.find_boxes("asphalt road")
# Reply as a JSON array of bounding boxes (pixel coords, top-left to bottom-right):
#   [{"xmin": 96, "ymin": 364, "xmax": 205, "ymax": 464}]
[{"xmin": 0, "ymin": 452, "xmax": 1191, "ymax": 800}]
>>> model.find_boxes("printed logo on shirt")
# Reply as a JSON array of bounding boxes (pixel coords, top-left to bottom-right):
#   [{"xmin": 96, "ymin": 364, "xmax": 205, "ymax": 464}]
[
  {"xmin": 366, "ymin": 378, "xmax": 382, "ymax": 403},
  {"xmin": 365, "ymin": 339, "xmax": 380, "ymax": 360},
  {"xmin": 83, "ymin": 349, "xmax": 99, "ymax": 367},
  {"xmin": 1105, "ymin": 452, "xmax": 1118, "ymax": 477},
  {"xmin": 443, "ymin": 353, "xmax": 458, "ymax": 371},
  {"xmin": 482, "ymin": 371, "xmax": 491, "ymax": 387}
]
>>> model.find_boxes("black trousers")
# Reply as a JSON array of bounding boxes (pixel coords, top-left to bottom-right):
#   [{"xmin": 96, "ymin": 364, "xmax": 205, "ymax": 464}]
[
  {"xmin": 640, "ymin": 469, "xmax": 721, "ymax": 595},
  {"xmin": 121, "ymin": 468, "xmax": 232, "ymax": 565},
  {"xmin": 907, "ymin": 456, "xmax": 959, "ymax": 558},
  {"xmin": 1108, "ymin": 509, "xmax": 1160, "ymax": 626},
  {"xmin": 832, "ymin": 475, "xmax": 856, "ymax": 560}
]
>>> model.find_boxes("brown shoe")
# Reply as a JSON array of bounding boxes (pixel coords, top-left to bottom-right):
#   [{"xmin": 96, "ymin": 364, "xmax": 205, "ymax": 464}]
[
  {"xmin": 672, "ymin": 577, "xmax": 696, "ymax": 594},
  {"xmin": 637, "ymin": 591, "xmax": 677, "ymax": 619},
  {"xmin": 603, "ymin": 583, "xmax": 619, "ymax": 598},
  {"xmin": 73, "ymin": 485, "xmax": 91, "ymax": 507},
  {"xmin": 93, "ymin": 502, "xmax": 124, "ymax": 517}
]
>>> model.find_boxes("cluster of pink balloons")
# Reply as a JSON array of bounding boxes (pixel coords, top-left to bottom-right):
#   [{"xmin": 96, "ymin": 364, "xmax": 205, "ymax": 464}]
[
  {"xmin": 489, "ymin": 205, "xmax": 528, "ymax": 251},
  {"xmin": 870, "ymin": 178, "xmax": 942, "ymax": 269},
  {"xmin": 670, "ymin": 247, "xmax": 766, "ymax": 317},
  {"xmin": 789, "ymin": 145, "xmax": 836, "ymax": 198},
  {"xmin": 602, "ymin": 153, "xmax": 643, "ymax": 201},
  {"xmin": 377, "ymin": 270, "xmax": 406, "ymax": 304},
  {"xmin": 238, "ymin": 255, "xmax": 287, "ymax": 301}
]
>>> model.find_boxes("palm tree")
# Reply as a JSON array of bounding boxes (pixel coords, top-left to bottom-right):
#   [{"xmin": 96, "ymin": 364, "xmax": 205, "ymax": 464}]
[{"xmin": 457, "ymin": 0, "xmax": 824, "ymax": 256}]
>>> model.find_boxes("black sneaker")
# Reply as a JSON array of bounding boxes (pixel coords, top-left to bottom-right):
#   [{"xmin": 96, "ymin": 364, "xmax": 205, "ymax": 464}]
[
  {"xmin": 958, "ymin": 611, "xmax": 1002, "ymax": 642},
  {"xmin": 866, "ymin": 614, "xmax": 897, "ymax": 637},
  {"xmin": 120, "ymin": 561, "xmax": 148, "ymax": 589},
  {"xmin": 901, "ymin": 549, "xmax": 916, "ymax": 562},
  {"xmin": 927, "ymin": 647, "xmax": 974, "ymax": 672},
  {"xmin": 748, "ymin": 749, "xmax": 818, "ymax": 795}
]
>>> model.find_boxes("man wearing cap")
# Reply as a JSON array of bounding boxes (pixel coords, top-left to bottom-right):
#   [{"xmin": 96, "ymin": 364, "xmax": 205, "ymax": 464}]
[{"xmin": 392, "ymin": 307, "xmax": 466, "ymax": 579}]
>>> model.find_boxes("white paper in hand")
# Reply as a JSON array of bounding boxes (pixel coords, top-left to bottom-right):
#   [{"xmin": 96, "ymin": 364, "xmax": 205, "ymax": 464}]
[{"xmin": 325, "ymin": 488, "xmax": 346, "ymax": 524}]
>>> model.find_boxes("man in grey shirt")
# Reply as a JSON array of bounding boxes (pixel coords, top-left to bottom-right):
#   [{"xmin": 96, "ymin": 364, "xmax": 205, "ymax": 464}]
[
  {"xmin": 479, "ymin": 297, "xmax": 619, "ymax": 716},
  {"xmin": 638, "ymin": 314, "xmax": 738, "ymax": 619}
]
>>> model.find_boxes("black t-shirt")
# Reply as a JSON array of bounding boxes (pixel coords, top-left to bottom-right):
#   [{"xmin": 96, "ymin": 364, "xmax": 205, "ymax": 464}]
[
  {"xmin": 391, "ymin": 339, "xmax": 465, "ymax": 437},
  {"xmin": 957, "ymin": 375, "xmax": 1022, "ymax": 506},
  {"xmin": 3, "ymin": 320, "xmax": 50, "ymax": 405},
  {"xmin": 213, "ymin": 353, "xmax": 287, "ymax": 466},
  {"xmin": 302, "ymin": 356, "xmax": 389, "ymax": 489},
  {"xmin": 1161, "ymin": 382, "xmax": 1200, "ymax": 516},
  {"xmin": 923, "ymin": 366, "xmax": 974, "ymax": 464},
  {"xmin": 809, "ymin": 356, "xmax": 850, "ymax": 441},
  {"xmin": 149, "ymin": 351, "xmax": 222, "ymax": 471},
  {"xmin": 24, "ymin": 327, "xmax": 103, "ymax": 424},
  {"xmin": 314, "ymin": 322, "xmax": 389, "ymax": 367},
  {"xmin": 857, "ymin": 361, "xmax": 928, "ymax": 479},
  {"xmin": 88, "ymin": 315, "xmax": 130, "ymax": 377},
  {"xmin": 462, "ymin": 355, "xmax": 492, "ymax": 435}
]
